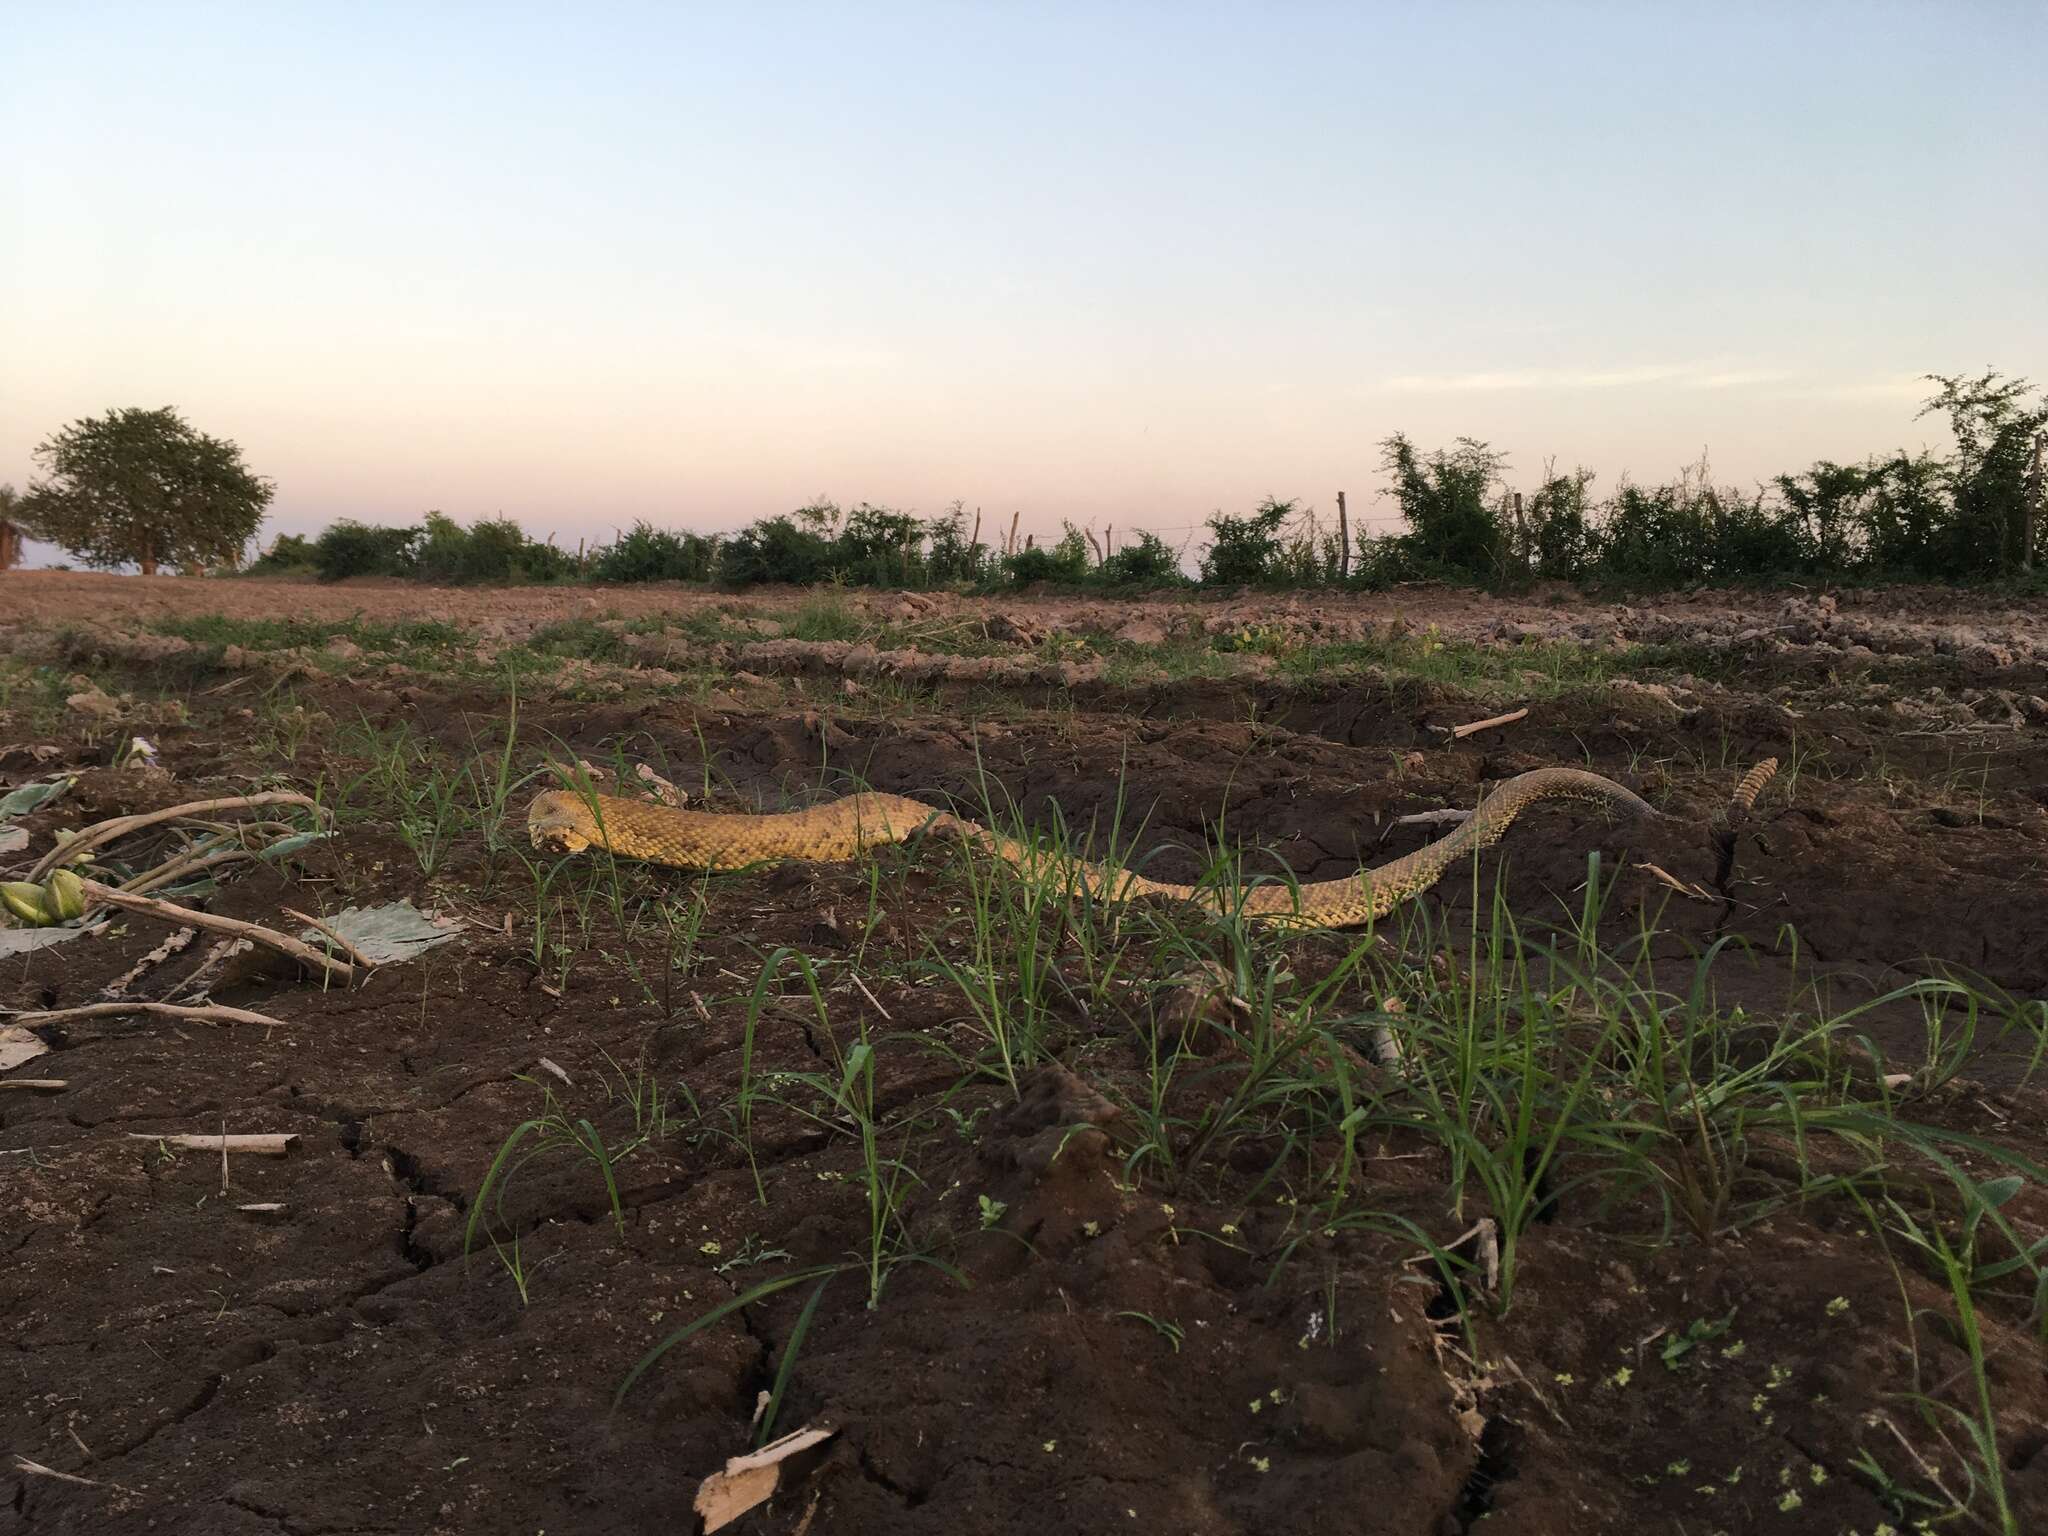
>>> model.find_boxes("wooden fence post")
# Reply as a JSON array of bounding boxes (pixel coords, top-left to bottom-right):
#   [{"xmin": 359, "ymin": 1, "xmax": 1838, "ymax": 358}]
[
  {"xmin": 2024, "ymin": 432, "xmax": 2043, "ymax": 573},
  {"xmin": 1336, "ymin": 491, "xmax": 1349, "ymax": 579}
]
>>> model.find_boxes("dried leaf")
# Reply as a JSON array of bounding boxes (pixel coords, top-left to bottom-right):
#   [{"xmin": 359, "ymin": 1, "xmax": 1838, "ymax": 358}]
[
  {"xmin": 1, "ymin": 1026, "xmax": 53, "ymax": 1073},
  {"xmin": 295, "ymin": 901, "xmax": 457, "ymax": 964},
  {"xmin": 0, "ymin": 925, "xmax": 94, "ymax": 958},
  {"xmin": 0, "ymin": 778, "xmax": 73, "ymax": 821}
]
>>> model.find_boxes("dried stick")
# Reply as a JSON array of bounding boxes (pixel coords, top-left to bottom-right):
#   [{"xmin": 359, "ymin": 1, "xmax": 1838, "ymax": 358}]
[
  {"xmin": 0, "ymin": 1079, "xmax": 67, "ymax": 1092},
  {"xmin": 29, "ymin": 792, "xmax": 326, "ymax": 882},
  {"xmin": 851, "ymin": 972, "xmax": 893, "ymax": 1022},
  {"xmin": 1635, "ymin": 862, "xmax": 1716, "ymax": 902},
  {"xmin": 1443, "ymin": 707, "xmax": 1529, "ymax": 741},
  {"xmin": 14, "ymin": 1458, "xmax": 136, "ymax": 1495},
  {"xmin": 121, "ymin": 845, "xmax": 260, "ymax": 897},
  {"xmin": 75, "ymin": 880, "xmax": 352, "ymax": 985},
  {"xmin": 6, "ymin": 1000, "xmax": 290, "ymax": 1029},
  {"xmin": 124, "ymin": 1132, "xmax": 297, "ymax": 1155},
  {"xmin": 1375, "ymin": 806, "xmax": 1472, "ymax": 849}
]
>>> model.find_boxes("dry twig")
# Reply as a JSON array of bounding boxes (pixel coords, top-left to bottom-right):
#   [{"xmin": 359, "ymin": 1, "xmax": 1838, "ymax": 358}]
[
  {"xmin": 125, "ymin": 1132, "xmax": 297, "ymax": 1155},
  {"xmin": 7, "ymin": 1000, "xmax": 290, "ymax": 1030},
  {"xmin": 28, "ymin": 792, "xmax": 326, "ymax": 882},
  {"xmin": 76, "ymin": 879, "xmax": 352, "ymax": 985},
  {"xmin": 1442, "ymin": 707, "xmax": 1529, "ymax": 740}
]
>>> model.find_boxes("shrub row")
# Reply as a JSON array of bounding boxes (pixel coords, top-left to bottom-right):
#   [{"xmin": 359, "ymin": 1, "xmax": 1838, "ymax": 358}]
[{"xmin": 249, "ymin": 371, "xmax": 2044, "ymax": 591}]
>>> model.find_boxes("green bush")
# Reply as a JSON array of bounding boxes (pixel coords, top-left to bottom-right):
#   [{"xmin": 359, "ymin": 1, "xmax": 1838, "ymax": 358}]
[
  {"xmin": 719, "ymin": 515, "xmax": 837, "ymax": 586},
  {"xmin": 1522, "ymin": 468, "xmax": 1597, "ymax": 581},
  {"xmin": 1919, "ymin": 370, "xmax": 2048, "ymax": 575},
  {"xmin": 1002, "ymin": 525, "xmax": 1091, "ymax": 586},
  {"xmin": 590, "ymin": 522, "xmax": 717, "ymax": 583},
  {"xmin": 409, "ymin": 511, "xmax": 571, "ymax": 584},
  {"xmin": 1378, "ymin": 435, "xmax": 1508, "ymax": 584},
  {"xmin": 270, "ymin": 370, "xmax": 2047, "ymax": 596},
  {"xmin": 1199, "ymin": 499, "xmax": 1294, "ymax": 586},
  {"xmin": 1097, "ymin": 531, "xmax": 1185, "ymax": 588},
  {"xmin": 1858, "ymin": 452, "xmax": 1953, "ymax": 577},
  {"xmin": 312, "ymin": 520, "xmax": 420, "ymax": 580},
  {"xmin": 248, "ymin": 532, "xmax": 316, "ymax": 574},
  {"xmin": 835, "ymin": 504, "xmax": 925, "ymax": 587},
  {"xmin": 924, "ymin": 504, "xmax": 992, "ymax": 584}
]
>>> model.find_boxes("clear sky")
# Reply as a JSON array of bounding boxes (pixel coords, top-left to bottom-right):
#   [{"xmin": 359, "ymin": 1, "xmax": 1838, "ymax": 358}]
[{"xmin": 3, "ymin": 2, "xmax": 2043, "ymax": 556}]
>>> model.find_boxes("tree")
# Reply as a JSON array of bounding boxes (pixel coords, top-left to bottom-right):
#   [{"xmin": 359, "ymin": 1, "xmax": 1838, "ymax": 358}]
[
  {"xmin": 0, "ymin": 484, "xmax": 23, "ymax": 571},
  {"xmin": 18, "ymin": 407, "xmax": 273, "ymax": 575},
  {"xmin": 1917, "ymin": 371, "xmax": 2047, "ymax": 574},
  {"xmin": 1379, "ymin": 435, "xmax": 1508, "ymax": 582},
  {"xmin": 1200, "ymin": 498, "xmax": 1296, "ymax": 586}
]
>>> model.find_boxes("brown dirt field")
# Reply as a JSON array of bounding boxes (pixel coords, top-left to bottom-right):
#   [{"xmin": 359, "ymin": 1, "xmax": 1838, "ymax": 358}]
[
  {"xmin": 6, "ymin": 569, "xmax": 2048, "ymax": 663},
  {"xmin": 4, "ymin": 572, "xmax": 2047, "ymax": 1535}
]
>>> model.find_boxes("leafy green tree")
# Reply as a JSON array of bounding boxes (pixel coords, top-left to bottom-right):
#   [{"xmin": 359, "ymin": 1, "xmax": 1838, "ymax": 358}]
[
  {"xmin": 1523, "ymin": 465, "xmax": 1597, "ymax": 580},
  {"xmin": 1200, "ymin": 498, "xmax": 1296, "ymax": 586},
  {"xmin": 0, "ymin": 484, "xmax": 23, "ymax": 571},
  {"xmin": 247, "ymin": 532, "xmax": 316, "ymax": 573},
  {"xmin": 1773, "ymin": 460, "xmax": 1873, "ymax": 570},
  {"xmin": 719, "ymin": 515, "xmax": 837, "ymax": 585},
  {"xmin": 1003, "ymin": 524, "xmax": 1091, "ymax": 586},
  {"xmin": 835, "ymin": 504, "xmax": 925, "ymax": 586},
  {"xmin": 18, "ymin": 407, "xmax": 273, "ymax": 574},
  {"xmin": 1098, "ymin": 530, "xmax": 1185, "ymax": 587},
  {"xmin": 313, "ymin": 519, "xmax": 422, "ymax": 580},
  {"xmin": 590, "ymin": 522, "xmax": 718, "ymax": 582},
  {"xmin": 1917, "ymin": 371, "xmax": 2046, "ymax": 573},
  {"xmin": 1856, "ymin": 451, "xmax": 1951, "ymax": 575},
  {"xmin": 1378, "ymin": 435, "xmax": 1507, "ymax": 582},
  {"xmin": 923, "ymin": 504, "xmax": 991, "ymax": 584}
]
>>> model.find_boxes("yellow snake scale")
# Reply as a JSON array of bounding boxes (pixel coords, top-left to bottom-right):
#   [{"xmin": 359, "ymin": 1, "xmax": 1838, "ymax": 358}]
[{"xmin": 527, "ymin": 766, "xmax": 1662, "ymax": 929}]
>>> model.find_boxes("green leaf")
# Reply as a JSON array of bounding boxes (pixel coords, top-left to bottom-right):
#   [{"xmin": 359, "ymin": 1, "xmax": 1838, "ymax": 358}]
[
  {"xmin": 615, "ymin": 1266, "xmax": 839, "ymax": 1408},
  {"xmin": 1974, "ymin": 1175, "xmax": 2024, "ymax": 1211},
  {"xmin": 757, "ymin": 1275, "xmax": 832, "ymax": 1446},
  {"xmin": 258, "ymin": 831, "xmax": 333, "ymax": 862}
]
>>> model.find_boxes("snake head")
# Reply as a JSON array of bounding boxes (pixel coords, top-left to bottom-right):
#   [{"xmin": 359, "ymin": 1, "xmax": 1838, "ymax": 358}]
[{"xmin": 527, "ymin": 791, "xmax": 595, "ymax": 855}]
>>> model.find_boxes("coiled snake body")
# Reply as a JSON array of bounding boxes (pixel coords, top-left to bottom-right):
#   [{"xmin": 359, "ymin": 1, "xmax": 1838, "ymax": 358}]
[{"xmin": 527, "ymin": 767, "xmax": 1660, "ymax": 929}]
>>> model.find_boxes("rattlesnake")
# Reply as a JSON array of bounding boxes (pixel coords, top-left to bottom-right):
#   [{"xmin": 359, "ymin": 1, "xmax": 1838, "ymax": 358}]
[{"xmin": 526, "ymin": 766, "xmax": 1663, "ymax": 929}]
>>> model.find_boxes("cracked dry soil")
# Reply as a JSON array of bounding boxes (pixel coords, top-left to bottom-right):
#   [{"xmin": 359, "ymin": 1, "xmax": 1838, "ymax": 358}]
[{"xmin": 7, "ymin": 584, "xmax": 2048, "ymax": 1535}]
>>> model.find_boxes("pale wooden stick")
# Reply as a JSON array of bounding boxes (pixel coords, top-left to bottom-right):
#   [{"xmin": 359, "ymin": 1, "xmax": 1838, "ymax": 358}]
[
  {"xmin": 1474, "ymin": 1218, "xmax": 1501, "ymax": 1292},
  {"xmin": 75, "ymin": 880, "xmax": 352, "ymax": 985},
  {"xmin": 1395, "ymin": 808, "xmax": 1472, "ymax": 827},
  {"xmin": 28, "ymin": 792, "xmax": 326, "ymax": 882},
  {"xmin": 1376, "ymin": 806, "xmax": 1471, "ymax": 849},
  {"xmin": 6, "ymin": 1000, "xmax": 291, "ymax": 1029},
  {"xmin": 1445, "ymin": 707, "xmax": 1529, "ymax": 740},
  {"xmin": 851, "ymin": 972, "xmax": 893, "ymax": 1022},
  {"xmin": 125, "ymin": 1132, "xmax": 297, "ymax": 1155},
  {"xmin": 121, "ymin": 845, "xmax": 259, "ymax": 897},
  {"xmin": 1635, "ymin": 862, "xmax": 1716, "ymax": 902},
  {"xmin": 0, "ymin": 1078, "xmax": 67, "ymax": 1092},
  {"xmin": 14, "ymin": 1457, "xmax": 131, "ymax": 1493}
]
